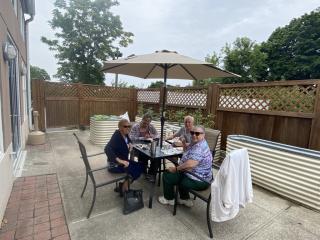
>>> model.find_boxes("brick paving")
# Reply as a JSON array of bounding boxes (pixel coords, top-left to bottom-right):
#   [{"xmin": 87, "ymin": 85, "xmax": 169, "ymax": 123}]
[{"xmin": 0, "ymin": 174, "xmax": 70, "ymax": 240}]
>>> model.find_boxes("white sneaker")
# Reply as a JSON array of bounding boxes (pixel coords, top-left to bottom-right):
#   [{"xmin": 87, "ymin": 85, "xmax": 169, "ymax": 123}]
[
  {"xmin": 158, "ymin": 196, "xmax": 174, "ymax": 206},
  {"xmin": 178, "ymin": 199, "xmax": 194, "ymax": 207}
]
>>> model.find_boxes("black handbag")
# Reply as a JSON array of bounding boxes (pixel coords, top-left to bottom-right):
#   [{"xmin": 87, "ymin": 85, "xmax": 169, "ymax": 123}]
[{"xmin": 123, "ymin": 189, "xmax": 144, "ymax": 215}]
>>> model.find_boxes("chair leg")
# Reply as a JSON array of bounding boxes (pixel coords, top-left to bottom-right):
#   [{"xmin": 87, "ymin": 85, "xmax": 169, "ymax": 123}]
[
  {"xmin": 207, "ymin": 195, "xmax": 213, "ymax": 238},
  {"xmin": 87, "ymin": 185, "xmax": 96, "ymax": 219},
  {"xmin": 173, "ymin": 186, "xmax": 178, "ymax": 216},
  {"xmin": 81, "ymin": 173, "xmax": 88, "ymax": 198}
]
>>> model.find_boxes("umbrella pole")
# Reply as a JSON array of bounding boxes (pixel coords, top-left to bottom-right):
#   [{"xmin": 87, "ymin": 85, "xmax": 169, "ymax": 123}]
[{"xmin": 160, "ymin": 64, "xmax": 168, "ymax": 149}]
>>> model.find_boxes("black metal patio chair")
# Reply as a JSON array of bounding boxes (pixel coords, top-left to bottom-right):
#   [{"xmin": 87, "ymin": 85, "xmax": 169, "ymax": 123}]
[
  {"xmin": 172, "ymin": 129, "xmax": 221, "ymax": 238},
  {"xmin": 73, "ymin": 133, "xmax": 128, "ymax": 218}
]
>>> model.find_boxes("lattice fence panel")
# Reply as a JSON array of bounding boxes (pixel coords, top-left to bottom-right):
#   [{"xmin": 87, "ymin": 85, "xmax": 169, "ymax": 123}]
[
  {"xmin": 219, "ymin": 84, "xmax": 317, "ymax": 113},
  {"xmin": 167, "ymin": 88, "xmax": 207, "ymax": 107},
  {"xmin": 80, "ymin": 84, "xmax": 131, "ymax": 98},
  {"xmin": 137, "ymin": 90, "xmax": 160, "ymax": 103},
  {"xmin": 46, "ymin": 82, "xmax": 78, "ymax": 97}
]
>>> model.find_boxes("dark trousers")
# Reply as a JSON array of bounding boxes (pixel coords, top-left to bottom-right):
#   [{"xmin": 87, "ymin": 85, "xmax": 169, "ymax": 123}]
[
  {"xmin": 163, "ymin": 171, "xmax": 209, "ymax": 200},
  {"xmin": 137, "ymin": 152, "xmax": 157, "ymax": 175},
  {"xmin": 108, "ymin": 160, "xmax": 144, "ymax": 181}
]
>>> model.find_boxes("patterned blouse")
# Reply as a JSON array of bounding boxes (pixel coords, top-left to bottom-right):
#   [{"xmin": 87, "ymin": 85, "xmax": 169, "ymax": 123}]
[
  {"xmin": 129, "ymin": 122, "xmax": 159, "ymax": 141},
  {"xmin": 180, "ymin": 139, "xmax": 213, "ymax": 182}
]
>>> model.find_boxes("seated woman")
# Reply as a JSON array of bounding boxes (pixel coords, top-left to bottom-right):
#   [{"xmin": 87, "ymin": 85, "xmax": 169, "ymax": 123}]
[
  {"xmin": 104, "ymin": 119, "xmax": 143, "ymax": 195},
  {"xmin": 166, "ymin": 115, "xmax": 194, "ymax": 149},
  {"xmin": 158, "ymin": 126, "xmax": 212, "ymax": 207}
]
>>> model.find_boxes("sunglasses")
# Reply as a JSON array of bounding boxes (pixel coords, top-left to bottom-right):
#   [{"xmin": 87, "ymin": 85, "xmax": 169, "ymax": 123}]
[
  {"xmin": 190, "ymin": 131, "xmax": 204, "ymax": 136},
  {"xmin": 123, "ymin": 125, "xmax": 131, "ymax": 128}
]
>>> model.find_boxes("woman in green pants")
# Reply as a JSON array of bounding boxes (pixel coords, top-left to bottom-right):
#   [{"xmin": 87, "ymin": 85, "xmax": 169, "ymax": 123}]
[{"xmin": 158, "ymin": 126, "xmax": 212, "ymax": 207}]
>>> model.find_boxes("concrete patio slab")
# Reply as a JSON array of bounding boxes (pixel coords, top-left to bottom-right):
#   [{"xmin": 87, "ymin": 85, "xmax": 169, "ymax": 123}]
[{"xmin": 19, "ymin": 130, "xmax": 320, "ymax": 240}]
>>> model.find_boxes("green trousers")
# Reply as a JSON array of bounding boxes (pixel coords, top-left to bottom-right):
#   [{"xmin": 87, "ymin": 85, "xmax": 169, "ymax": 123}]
[{"xmin": 162, "ymin": 171, "xmax": 209, "ymax": 200}]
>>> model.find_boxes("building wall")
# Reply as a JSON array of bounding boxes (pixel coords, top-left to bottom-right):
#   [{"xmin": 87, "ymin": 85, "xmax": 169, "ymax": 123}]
[
  {"xmin": 0, "ymin": 148, "xmax": 13, "ymax": 222},
  {"xmin": 0, "ymin": 0, "xmax": 30, "ymax": 222}
]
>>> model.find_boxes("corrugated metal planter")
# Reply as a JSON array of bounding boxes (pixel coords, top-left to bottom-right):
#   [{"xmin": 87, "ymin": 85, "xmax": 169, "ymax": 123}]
[
  {"xmin": 90, "ymin": 117, "xmax": 119, "ymax": 145},
  {"xmin": 227, "ymin": 135, "xmax": 320, "ymax": 211}
]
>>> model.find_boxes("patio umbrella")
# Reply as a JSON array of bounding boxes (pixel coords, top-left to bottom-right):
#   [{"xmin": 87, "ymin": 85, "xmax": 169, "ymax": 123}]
[{"xmin": 101, "ymin": 50, "xmax": 240, "ymax": 147}]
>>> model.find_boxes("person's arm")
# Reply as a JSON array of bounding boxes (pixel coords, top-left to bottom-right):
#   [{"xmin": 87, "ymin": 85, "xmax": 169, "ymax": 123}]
[
  {"xmin": 105, "ymin": 132, "xmax": 119, "ymax": 163},
  {"xmin": 129, "ymin": 124, "xmax": 140, "ymax": 141},
  {"xmin": 167, "ymin": 159, "xmax": 198, "ymax": 173},
  {"xmin": 149, "ymin": 124, "xmax": 159, "ymax": 139}
]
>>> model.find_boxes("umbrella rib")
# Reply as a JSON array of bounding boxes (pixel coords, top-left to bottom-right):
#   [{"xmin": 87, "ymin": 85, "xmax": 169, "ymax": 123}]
[
  {"xmin": 203, "ymin": 64, "xmax": 241, "ymax": 77},
  {"xmin": 101, "ymin": 63, "xmax": 128, "ymax": 71},
  {"xmin": 144, "ymin": 64, "xmax": 157, "ymax": 79},
  {"xmin": 180, "ymin": 64, "xmax": 198, "ymax": 80}
]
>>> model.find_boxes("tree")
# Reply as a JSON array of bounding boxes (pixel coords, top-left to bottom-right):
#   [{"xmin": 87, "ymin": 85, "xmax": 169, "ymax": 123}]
[
  {"xmin": 30, "ymin": 65, "xmax": 51, "ymax": 80},
  {"xmin": 193, "ymin": 52, "xmax": 223, "ymax": 86},
  {"xmin": 221, "ymin": 37, "xmax": 268, "ymax": 83},
  {"xmin": 148, "ymin": 81, "xmax": 174, "ymax": 88},
  {"xmin": 41, "ymin": 0, "xmax": 133, "ymax": 84},
  {"xmin": 262, "ymin": 8, "xmax": 320, "ymax": 80}
]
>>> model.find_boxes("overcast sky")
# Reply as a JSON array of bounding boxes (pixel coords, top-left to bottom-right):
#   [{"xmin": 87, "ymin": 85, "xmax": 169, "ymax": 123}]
[{"xmin": 29, "ymin": 0, "xmax": 319, "ymax": 88}]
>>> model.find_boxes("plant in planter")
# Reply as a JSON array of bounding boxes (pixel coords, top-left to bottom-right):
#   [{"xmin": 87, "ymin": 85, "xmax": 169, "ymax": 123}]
[{"xmin": 175, "ymin": 109, "xmax": 187, "ymax": 126}]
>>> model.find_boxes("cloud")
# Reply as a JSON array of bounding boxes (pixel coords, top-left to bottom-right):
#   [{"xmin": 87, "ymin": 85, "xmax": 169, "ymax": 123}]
[{"xmin": 29, "ymin": 0, "xmax": 320, "ymax": 86}]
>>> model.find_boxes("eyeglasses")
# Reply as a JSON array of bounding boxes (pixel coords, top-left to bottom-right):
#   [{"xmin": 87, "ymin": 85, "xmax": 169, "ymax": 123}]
[
  {"xmin": 123, "ymin": 125, "xmax": 131, "ymax": 128},
  {"xmin": 190, "ymin": 131, "xmax": 203, "ymax": 136}
]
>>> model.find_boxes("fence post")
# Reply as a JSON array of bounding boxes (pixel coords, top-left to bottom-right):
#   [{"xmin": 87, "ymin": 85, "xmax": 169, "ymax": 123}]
[
  {"xmin": 131, "ymin": 88, "xmax": 138, "ymax": 122},
  {"xmin": 31, "ymin": 79, "xmax": 46, "ymax": 131},
  {"xmin": 309, "ymin": 81, "xmax": 320, "ymax": 150},
  {"xmin": 77, "ymin": 83, "xmax": 83, "ymax": 127},
  {"xmin": 207, "ymin": 83, "xmax": 220, "ymax": 116}
]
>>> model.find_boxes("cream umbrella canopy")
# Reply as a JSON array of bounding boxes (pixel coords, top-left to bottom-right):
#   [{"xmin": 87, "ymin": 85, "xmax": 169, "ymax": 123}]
[{"xmin": 101, "ymin": 50, "xmax": 240, "ymax": 146}]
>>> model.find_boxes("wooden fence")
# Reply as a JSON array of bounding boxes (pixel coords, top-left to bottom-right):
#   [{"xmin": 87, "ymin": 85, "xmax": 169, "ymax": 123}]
[
  {"xmin": 138, "ymin": 80, "xmax": 320, "ymax": 151},
  {"xmin": 32, "ymin": 79, "xmax": 320, "ymax": 151},
  {"xmin": 32, "ymin": 80, "xmax": 137, "ymax": 130}
]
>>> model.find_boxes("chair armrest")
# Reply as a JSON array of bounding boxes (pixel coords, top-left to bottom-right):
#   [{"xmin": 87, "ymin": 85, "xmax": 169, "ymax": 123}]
[
  {"xmin": 183, "ymin": 170, "xmax": 213, "ymax": 185},
  {"xmin": 212, "ymin": 163, "xmax": 221, "ymax": 170},
  {"xmin": 80, "ymin": 152, "xmax": 105, "ymax": 159},
  {"xmin": 89, "ymin": 166, "xmax": 109, "ymax": 172}
]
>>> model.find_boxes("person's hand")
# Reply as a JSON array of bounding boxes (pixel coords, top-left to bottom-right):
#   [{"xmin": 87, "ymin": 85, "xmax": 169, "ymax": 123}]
[
  {"xmin": 121, "ymin": 160, "xmax": 130, "ymax": 168},
  {"xmin": 118, "ymin": 159, "xmax": 129, "ymax": 168},
  {"xmin": 123, "ymin": 161, "xmax": 129, "ymax": 168},
  {"xmin": 179, "ymin": 136, "xmax": 186, "ymax": 144},
  {"xmin": 144, "ymin": 133, "xmax": 151, "ymax": 138},
  {"xmin": 128, "ymin": 143, "xmax": 133, "ymax": 151},
  {"xmin": 167, "ymin": 166, "xmax": 177, "ymax": 173}
]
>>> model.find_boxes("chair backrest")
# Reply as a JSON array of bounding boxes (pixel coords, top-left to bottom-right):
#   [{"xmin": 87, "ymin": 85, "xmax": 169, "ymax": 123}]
[
  {"xmin": 73, "ymin": 133, "xmax": 92, "ymax": 172},
  {"xmin": 204, "ymin": 129, "xmax": 221, "ymax": 157}
]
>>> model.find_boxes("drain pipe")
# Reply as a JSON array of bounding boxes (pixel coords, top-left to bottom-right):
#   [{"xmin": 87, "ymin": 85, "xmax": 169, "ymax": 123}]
[{"xmin": 25, "ymin": 2, "xmax": 35, "ymax": 130}]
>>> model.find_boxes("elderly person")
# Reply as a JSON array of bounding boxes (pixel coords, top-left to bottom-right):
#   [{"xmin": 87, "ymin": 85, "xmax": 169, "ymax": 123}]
[
  {"xmin": 167, "ymin": 115, "xmax": 194, "ymax": 148},
  {"xmin": 130, "ymin": 113, "xmax": 159, "ymax": 181},
  {"xmin": 158, "ymin": 126, "xmax": 212, "ymax": 207},
  {"xmin": 129, "ymin": 113, "xmax": 159, "ymax": 141},
  {"xmin": 105, "ymin": 119, "xmax": 143, "ymax": 195}
]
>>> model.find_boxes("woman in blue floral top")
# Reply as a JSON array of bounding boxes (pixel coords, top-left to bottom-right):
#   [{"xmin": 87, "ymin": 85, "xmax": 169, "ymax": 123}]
[{"xmin": 158, "ymin": 126, "xmax": 212, "ymax": 207}]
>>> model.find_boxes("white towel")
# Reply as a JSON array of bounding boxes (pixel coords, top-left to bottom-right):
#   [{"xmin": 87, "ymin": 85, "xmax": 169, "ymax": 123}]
[{"xmin": 211, "ymin": 148, "xmax": 253, "ymax": 222}]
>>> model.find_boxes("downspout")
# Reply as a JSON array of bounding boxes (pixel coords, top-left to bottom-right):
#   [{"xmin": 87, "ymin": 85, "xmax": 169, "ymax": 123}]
[{"xmin": 25, "ymin": 13, "xmax": 34, "ymax": 130}]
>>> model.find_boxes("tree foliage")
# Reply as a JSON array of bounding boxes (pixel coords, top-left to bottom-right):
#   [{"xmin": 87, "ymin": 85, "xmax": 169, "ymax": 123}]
[
  {"xmin": 41, "ymin": 0, "xmax": 133, "ymax": 84},
  {"xmin": 148, "ymin": 81, "xmax": 174, "ymax": 88},
  {"xmin": 204, "ymin": 8, "xmax": 320, "ymax": 84},
  {"xmin": 221, "ymin": 37, "xmax": 268, "ymax": 83},
  {"xmin": 262, "ymin": 8, "xmax": 320, "ymax": 80},
  {"xmin": 30, "ymin": 65, "xmax": 51, "ymax": 80},
  {"xmin": 193, "ymin": 52, "xmax": 223, "ymax": 86}
]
